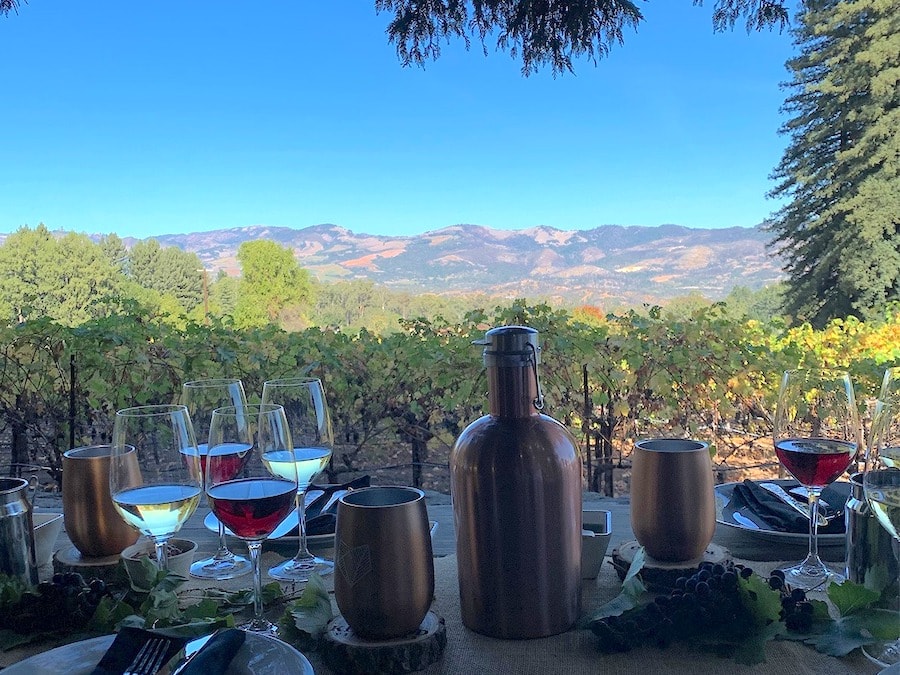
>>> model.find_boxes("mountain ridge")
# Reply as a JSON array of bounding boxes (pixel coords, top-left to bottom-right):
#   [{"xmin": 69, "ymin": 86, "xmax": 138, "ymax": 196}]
[{"xmin": 154, "ymin": 222, "xmax": 783, "ymax": 307}]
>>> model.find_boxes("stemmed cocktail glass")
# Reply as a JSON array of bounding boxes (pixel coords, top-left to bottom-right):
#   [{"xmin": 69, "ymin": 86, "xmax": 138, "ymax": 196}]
[{"xmin": 773, "ymin": 368, "xmax": 860, "ymax": 589}]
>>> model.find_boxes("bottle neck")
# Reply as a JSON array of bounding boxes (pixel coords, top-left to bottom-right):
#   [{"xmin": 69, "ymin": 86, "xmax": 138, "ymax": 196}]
[{"xmin": 488, "ymin": 365, "xmax": 540, "ymax": 418}]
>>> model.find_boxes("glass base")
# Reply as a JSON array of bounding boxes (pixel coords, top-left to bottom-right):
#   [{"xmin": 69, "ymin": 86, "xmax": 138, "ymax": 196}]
[
  {"xmin": 777, "ymin": 556, "xmax": 844, "ymax": 591},
  {"xmin": 190, "ymin": 552, "xmax": 253, "ymax": 580},
  {"xmin": 268, "ymin": 554, "xmax": 334, "ymax": 583},
  {"xmin": 240, "ymin": 616, "xmax": 282, "ymax": 636},
  {"xmin": 863, "ymin": 641, "xmax": 900, "ymax": 668}
]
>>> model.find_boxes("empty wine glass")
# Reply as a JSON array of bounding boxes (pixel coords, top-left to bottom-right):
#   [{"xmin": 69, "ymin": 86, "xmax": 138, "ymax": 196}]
[
  {"xmin": 773, "ymin": 368, "xmax": 861, "ymax": 589},
  {"xmin": 863, "ymin": 393, "xmax": 900, "ymax": 666},
  {"xmin": 207, "ymin": 404, "xmax": 297, "ymax": 635},
  {"xmin": 182, "ymin": 378, "xmax": 252, "ymax": 580},
  {"xmin": 263, "ymin": 377, "xmax": 335, "ymax": 582},
  {"xmin": 110, "ymin": 405, "xmax": 203, "ymax": 572}
]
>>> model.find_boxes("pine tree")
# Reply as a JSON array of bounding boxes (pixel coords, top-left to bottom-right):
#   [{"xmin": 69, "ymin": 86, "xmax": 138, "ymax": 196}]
[{"xmin": 768, "ymin": 0, "xmax": 900, "ymax": 327}]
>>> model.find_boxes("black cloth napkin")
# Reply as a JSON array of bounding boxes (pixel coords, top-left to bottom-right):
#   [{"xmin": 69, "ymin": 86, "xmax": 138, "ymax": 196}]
[
  {"xmin": 285, "ymin": 475, "xmax": 371, "ymax": 537},
  {"xmin": 178, "ymin": 628, "xmax": 245, "ymax": 675},
  {"xmin": 729, "ymin": 480, "xmax": 850, "ymax": 534},
  {"xmin": 90, "ymin": 627, "xmax": 187, "ymax": 675}
]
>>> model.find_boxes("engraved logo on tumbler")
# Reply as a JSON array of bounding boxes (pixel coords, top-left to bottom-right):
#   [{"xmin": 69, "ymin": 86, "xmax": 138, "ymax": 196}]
[{"xmin": 337, "ymin": 540, "xmax": 372, "ymax": 586}]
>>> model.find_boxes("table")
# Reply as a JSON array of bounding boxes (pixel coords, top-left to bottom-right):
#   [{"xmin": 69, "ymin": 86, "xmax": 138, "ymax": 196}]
[{"xmin": 1, "ymin": 493, "xmax": 882, "ymax": 674}]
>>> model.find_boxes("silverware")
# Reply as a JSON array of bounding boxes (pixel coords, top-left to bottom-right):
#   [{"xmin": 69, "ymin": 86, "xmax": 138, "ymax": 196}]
[
  {"xmin": 123, "ymin": 636, "xmax": 169, "ymax": 675},
  {"xmin": 169, "ymin": 630, "xmax": 219, "ymax": 675},
  {"xmin": 731, "ymin": 511, "xmax": 762, "ymax": 530},
  {"xmin": 758, "ymin": 482, "xmax": 831, "ymax": 527}
]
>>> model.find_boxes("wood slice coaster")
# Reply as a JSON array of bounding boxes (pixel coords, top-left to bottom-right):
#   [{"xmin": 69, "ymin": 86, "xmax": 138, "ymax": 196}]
[
  {"xmin": 611, "ymin": 540, "xmax": 732, "ymax": 591},
  {"xmin": 53, "ymin": 545, "xmax": 123, "ymax": 585},
  {"xmin": 322, "ymin": 611, "xmax": 446, "ymax": 675}
]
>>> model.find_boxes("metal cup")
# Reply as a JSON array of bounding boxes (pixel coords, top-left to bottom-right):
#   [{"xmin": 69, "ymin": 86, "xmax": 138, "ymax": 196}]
[
  {"xmin": 62, "ymin": 444, "xmax": 141, "ymax": 557},
  {"xmin": 846, "ymin": 472, "xmax": 898, "ymax": 601},
  {"xmin": 630, "ymin": 438, "xmax": 716, "ymax": 562},
  {"xmin": 334, "ymin": 486, "xmax": 434, "ymax": 640},
  {"xmin": 0, "ymin": 477, "xmax": 39, "ymax": 587}
]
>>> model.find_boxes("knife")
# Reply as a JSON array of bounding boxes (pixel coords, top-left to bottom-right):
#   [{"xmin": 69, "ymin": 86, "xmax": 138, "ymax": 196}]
[
  {"xmin": 163, "ymin": 630, "xmax": 219, "ymax": 675},
  {"xmin": 759, "ymin": 482, "xmax": 830, "ymax": 527}
]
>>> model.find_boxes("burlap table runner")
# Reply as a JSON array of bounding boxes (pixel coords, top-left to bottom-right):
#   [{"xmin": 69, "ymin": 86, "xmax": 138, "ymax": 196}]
[
  {"xmin": 306, "ymin": 553, "xmax": 881, "ymax": 675},
  {"xmin": 1, "ymin": 551, "xmax": 882, "ymax": 673}
]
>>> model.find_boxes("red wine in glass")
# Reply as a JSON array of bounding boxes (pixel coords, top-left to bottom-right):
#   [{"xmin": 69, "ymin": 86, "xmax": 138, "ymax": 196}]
[
  {"xmin": 775, "ymin": 438, "xmax": 856, "ymax": 488},
  {"xmin": 208, "ymin": 477, "xmax": 297, "ymax": 540},
  {"xmin": 198, "ymin": 442, "xmax": 251, "ymax": 483}
]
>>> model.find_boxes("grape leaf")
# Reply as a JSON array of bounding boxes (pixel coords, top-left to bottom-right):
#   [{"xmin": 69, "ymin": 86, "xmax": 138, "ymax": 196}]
[
  {"xmin": 584, "ymin": 546, "xmax": 648, "ymax": 624},
  {"xmin": 731, "ymin": 621, "xmax": 783, "ymax": 665},
  {"xmin": 737, "ymin": 571, "xmax": 782, "ymax": 628},
  {"xmin": 827, "ymin": 579, "xmax": 881, "ymax": 616},
  {"xmin": 279, "ymin": 573, "xmax": 333, "ymax": 646},
  {"xmin": 802, "ymin": 609, "xmax": 900, "ymax": 657}
]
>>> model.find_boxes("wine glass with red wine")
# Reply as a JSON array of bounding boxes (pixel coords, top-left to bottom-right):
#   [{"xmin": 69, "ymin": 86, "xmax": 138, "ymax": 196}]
[
  {"xmin": 207, "ymin": 404, "xmax": 297, "ymax": 635},
  {"xmin": 182, "ymin": 378, "xmax": 252, "ymax": 580},
  {"xmin": 773, "ymin": 368, "xmax": 861, "ymax": 589}
]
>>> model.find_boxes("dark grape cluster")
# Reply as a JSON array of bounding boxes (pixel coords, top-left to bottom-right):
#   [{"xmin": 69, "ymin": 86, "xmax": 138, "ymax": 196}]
[
  {"xmin": 589, "ymin": 561, "xmax": 815, "ymax": 653},
  {"xmin": 767, "ymin": 569, "xmax": 814, "ymax": 632},
  {"xmin": 590, "ymin": 561, "xmax": 754, "ymax": 653},
  {"xmin": 0, "ymin": 572, "xmax": 113, "ymax": 634}
]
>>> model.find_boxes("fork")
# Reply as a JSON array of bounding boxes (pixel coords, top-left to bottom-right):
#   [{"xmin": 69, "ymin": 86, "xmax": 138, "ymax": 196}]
[
  {"xmin": 123, "ymin": 636, "xmax": 170, "ymax": 675},
  {"xmin": 758, "ymin": 482, "xmax": 833, "ymax": 527}
]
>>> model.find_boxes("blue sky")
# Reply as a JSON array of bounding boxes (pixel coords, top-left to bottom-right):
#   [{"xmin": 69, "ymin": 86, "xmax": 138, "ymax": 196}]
[{"xmin": 0, "ymin": 2, "xmax": 798, "ymax": 239}]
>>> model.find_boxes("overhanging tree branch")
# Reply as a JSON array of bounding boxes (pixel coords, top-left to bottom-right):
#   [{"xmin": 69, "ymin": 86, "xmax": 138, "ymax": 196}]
[{"xmin": 376, "ymin": 1, "xmax": 795, "ymax": 75}]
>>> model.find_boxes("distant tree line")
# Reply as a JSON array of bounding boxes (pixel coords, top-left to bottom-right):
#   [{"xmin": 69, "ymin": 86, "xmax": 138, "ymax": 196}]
[{"xmin": 0, "ymin": 223, "xmax": 788, "ymax": 334}]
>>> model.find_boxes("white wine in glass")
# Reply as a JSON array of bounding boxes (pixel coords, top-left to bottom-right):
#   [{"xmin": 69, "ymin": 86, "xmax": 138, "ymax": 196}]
[
  {"xmin": 863, "ymin": 395, "xmax": 900, "ymax": 667},
  {"xmin": 110, "ymin": 405, "xmax": 203, "ymax": 572},
  {"xmin": 263, "ymin": 377, "xmax": 335, "ymax": 582}
]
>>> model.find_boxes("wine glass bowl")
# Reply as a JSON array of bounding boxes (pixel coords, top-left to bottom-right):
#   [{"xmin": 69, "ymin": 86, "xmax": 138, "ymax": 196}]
[
  {"xmin": 207, "ymin": 403, "xmax": 297, "ymax": 635},
  {"xmin": 110, "ymin": 405, "xmax": 203, "ymax": 572},
  {"xmin": 773, "ymin": 368, "xmax": 860, "ymax": 590},
  {"xmin": 262, "ymin": 377, "xmax": 335, "ymax": 583},
  {"xmin": 182, "ymin": 378, "xmax": 252, "ymax": 580}
]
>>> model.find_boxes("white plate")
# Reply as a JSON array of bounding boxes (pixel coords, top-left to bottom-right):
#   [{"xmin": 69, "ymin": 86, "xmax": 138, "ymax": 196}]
[
  {"xmin": 3, "ymin": 631, "xmax": 314, "ymax": 675},
  {"xmin": 715, "ymin": 479, "xmax": 846, "ymax": 547},
  {"xmin": 204, "ymin": 510, "xmax": 335, "ymax": 547}
]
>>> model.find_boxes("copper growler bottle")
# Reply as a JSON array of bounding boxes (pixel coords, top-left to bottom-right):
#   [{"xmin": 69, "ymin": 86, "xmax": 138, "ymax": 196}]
[{"xmin": 450, "ymin": 325, "xmax": 582, "ymax": 638}]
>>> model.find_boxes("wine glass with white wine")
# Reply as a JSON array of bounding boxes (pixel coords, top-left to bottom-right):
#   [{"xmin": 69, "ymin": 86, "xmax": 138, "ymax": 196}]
[
  {"xmin": 110, "ymin": 405, "xmax": 203, "ymax": 572},
  {"xmin": 263, "ymin": 377, "xmax": 335, "ymax": 582},
  {"xmin": 863, "ymin": 379, "xmax": 900, "ymax": 667}
]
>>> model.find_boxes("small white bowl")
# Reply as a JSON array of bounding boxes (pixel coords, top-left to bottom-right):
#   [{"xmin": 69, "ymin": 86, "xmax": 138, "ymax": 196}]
[
  {"xmin": 582, "ymin": 509, "xmax": 612, "ymax": 579},
  {"xmin": 32, "ymin": 512, "xmax": 64, "ymax": 567},
  {"xmin": 121, "ymin": 538, "xmax": 197, "ymax": 588}
]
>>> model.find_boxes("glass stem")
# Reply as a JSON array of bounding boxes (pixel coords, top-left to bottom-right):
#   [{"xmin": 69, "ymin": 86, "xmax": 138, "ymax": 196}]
[
  {"xmin": 296, "ymin": 489, "xmax": 311, "ymax": 559},
  {"xmin": 215, "ymin": 521, "xmax": 230, "ymax": 558},
  {"xmin": 154, "ymin": 538, "xmax": 170, "ymax": 572},
  {"xmin": 808, "ymin": 491, "xmax": 821, "ymax": 562},
  {"xmin": 249, "ymin": 541, "xmax": 264, "ymax": 621}
]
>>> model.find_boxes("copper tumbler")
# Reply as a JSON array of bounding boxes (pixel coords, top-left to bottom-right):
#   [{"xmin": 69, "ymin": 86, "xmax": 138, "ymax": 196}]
[
  {"xmin": 630, "ymin": 438, "xmax": 716, "ymax": 562},
  {"xmin": 334, "ymin": 486, "xmax": 434, "ymax": 640},
  {"xmin": 62, "ymin": 445, "xmax": 141, "ymax": 557}
]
